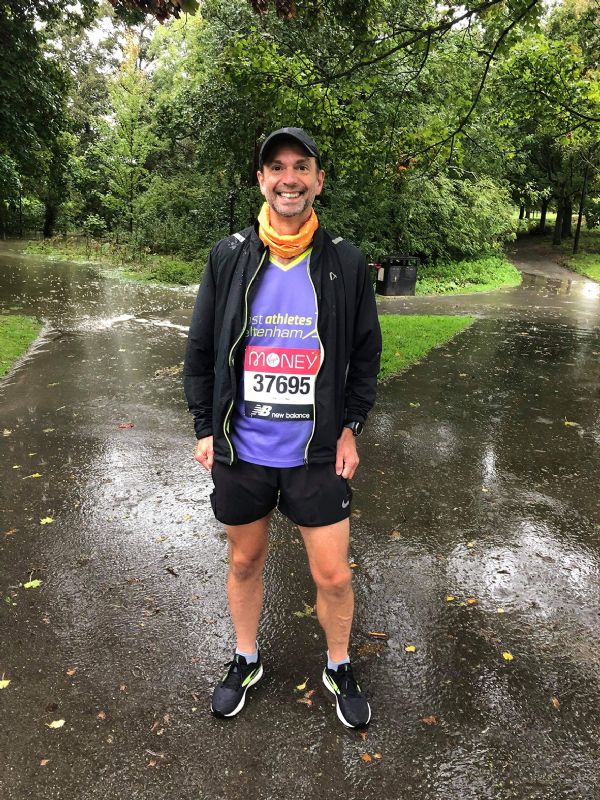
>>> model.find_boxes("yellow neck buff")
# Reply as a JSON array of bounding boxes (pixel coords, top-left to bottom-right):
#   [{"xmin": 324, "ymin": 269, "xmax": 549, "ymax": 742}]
[{"xmin": 258, "ymin": 202, "xmax": 319, "ymax": 260}]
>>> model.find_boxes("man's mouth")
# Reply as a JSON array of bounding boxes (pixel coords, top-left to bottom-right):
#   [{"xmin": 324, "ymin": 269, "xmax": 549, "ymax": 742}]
[{"xmin": 278, "ymin": 191, "xmax": 303, "ymax": 199}]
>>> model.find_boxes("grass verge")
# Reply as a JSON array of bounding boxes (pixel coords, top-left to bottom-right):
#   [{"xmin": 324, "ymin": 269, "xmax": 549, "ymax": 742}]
[
  {"xmin": 378, "ymin": 314, "xmax": 474, "ymax": 382},
  {"xmin": 415, "ymin": 256, "xmax": 521, "ymax": 295},
  {"xmin": 26, "ymin": 237, "xmax": 206, "ymax": 285},
  {"xmin": 560, "ymin": 229, "xmax": 600, "ymax": 282},
  {"xmin": 0, "ymin": 315, "xmax": 42, "ymax": 376}
]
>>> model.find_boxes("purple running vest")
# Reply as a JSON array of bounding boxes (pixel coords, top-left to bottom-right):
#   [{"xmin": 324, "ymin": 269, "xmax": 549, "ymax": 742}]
[{"xmin": 231, "ymin": 250, "xmax": 321, "ymax": 467}]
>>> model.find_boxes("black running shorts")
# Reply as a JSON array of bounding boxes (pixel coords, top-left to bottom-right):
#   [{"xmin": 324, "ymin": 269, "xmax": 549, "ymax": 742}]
[{"xmin": 210, "ymin": 460, "xmax": 353, "ymax": 527}]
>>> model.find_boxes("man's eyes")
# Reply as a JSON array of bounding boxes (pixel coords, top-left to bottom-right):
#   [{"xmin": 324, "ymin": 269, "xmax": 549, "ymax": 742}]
[{"xmin": 270, "ymin": 164, "xmax": 309, "ymax": 171}]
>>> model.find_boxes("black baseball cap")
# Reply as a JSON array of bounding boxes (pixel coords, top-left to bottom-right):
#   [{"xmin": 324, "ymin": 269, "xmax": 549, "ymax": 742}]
[{"xmin": 258, "ymin": 127, "xmax": 322, "ymax": 169}]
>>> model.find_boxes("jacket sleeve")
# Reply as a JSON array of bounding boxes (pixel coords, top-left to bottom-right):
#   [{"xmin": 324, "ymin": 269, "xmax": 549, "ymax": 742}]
[
  {"xmin": 183, "ymin": 249, "xmax": 217, "ymax": 439},
  {"xmin": 344, "ymin": 258, "xmax": 382, "ymax": 424}
]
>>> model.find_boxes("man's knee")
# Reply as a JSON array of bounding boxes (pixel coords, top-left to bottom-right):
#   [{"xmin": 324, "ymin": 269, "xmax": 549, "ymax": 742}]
[
  {"xmin": 228, "ymin": 546, "xmax": 267, "ymax": 582},
  {"xmin": 312, "ymin": 565, "xmax": 352, "ymax": 595}
]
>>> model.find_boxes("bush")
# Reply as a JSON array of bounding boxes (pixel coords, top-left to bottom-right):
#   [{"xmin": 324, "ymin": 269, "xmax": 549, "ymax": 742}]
[
  {"xmin": 585, "ymin": 197, "xmax": 600, "ymax": 230},
  {"xmin": 416, "ymin": 255, "xmax": 521, "ymax": 295}
]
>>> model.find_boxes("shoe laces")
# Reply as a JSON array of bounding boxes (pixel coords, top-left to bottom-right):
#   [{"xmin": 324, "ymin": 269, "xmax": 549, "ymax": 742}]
[
  {"xmin": 221, "ymin": 655, "xmax": 246, "ymax": 690},
  {"xmin": 335, "ymin": 663, "xmax": 361, "ymax": 697}
]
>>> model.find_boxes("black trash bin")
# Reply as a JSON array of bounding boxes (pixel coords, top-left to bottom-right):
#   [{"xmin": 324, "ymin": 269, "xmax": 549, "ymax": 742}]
[{"xmin": 376, "ymin": 255, "xmax": 420, "ymax": 296}]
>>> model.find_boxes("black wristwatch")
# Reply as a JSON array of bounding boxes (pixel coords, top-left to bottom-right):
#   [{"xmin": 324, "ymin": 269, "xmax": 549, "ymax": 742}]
[{"xmin": 343, "ymin": 420, "xmax": 364, "ymax": 437}]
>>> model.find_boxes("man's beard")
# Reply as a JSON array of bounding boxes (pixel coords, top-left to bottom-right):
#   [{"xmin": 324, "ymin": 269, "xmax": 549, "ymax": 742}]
[{"xmin": 269, "ymin": 192, "xmax": 313, "ymax": 218}]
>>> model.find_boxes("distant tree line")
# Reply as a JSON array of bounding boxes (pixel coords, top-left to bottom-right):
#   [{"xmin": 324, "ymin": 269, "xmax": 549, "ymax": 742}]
[{"xmin": 0, "ymin": 0, "xmax": 598, "ymax": 261}]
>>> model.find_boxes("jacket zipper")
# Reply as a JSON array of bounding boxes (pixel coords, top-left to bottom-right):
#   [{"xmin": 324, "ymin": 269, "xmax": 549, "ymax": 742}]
[
  {"xmin": 304, "ymin": 252, "xmax": 324, "ymax": 464},
  {"xmin": 223, "ymin": 249, "xmax": 268, "ymax": 464}
]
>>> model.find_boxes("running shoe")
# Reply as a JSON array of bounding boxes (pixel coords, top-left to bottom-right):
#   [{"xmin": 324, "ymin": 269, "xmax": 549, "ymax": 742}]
[
  {"xmin": 322, "ymin": 662, "xmax": 371, "ymax": 728},
  {"xmin": 211, "ymin": 652, "xmax": 263, "ymax": 718}
]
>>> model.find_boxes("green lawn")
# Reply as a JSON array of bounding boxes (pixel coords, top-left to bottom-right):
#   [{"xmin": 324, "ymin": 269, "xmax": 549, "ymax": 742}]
[
  {"xmin": 0, "ymin": 315, "xmax": 42, "ymax": 376},
  {"xmin": 379, "ymin": 314, "xmax": 474, "ymax": 382},
  {"xmin": 561, "ymin": 229, "xmax": 600, "ymax": 282}
]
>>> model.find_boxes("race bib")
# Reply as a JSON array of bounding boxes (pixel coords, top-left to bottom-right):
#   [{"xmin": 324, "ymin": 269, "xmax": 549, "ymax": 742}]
[{"xmin": 243, "ymin": 345, "xmax": 320, "ymax": 421}]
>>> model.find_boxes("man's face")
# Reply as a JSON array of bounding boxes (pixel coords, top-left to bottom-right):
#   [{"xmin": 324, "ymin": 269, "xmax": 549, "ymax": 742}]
[{"xmin": 257, "ymin": 142, "xmax": 325, "ymax": 221}]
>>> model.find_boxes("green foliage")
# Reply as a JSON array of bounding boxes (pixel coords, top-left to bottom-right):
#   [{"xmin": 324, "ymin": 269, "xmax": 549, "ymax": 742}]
[
  {"xmin": 418, "ymin": 255, "xmax": 522, "ymax": 294},
  {"xmin": 585, "ymin": 198, "xmax": 600, "ymax": 230},
  {"xmin": 378, "ymin": 314, "xmax": 474, "ymax": 382},
  {"xmin": 416, "ymin": 256, "xmax": 521, "ymax": 295}
]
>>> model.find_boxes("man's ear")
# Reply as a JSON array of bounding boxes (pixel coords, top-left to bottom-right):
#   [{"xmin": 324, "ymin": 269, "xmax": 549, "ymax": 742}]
[{"xmin": 257, "ymin": 170, "xmax": 266, "ymax": 195}]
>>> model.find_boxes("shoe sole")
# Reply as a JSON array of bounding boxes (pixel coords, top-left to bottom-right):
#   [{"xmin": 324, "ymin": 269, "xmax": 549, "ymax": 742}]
[
  {"xmin": 322, "ymin": 668, "xmax": 372, "ymax": 729},
  {"xmin": 211, "ymin": 663, "xmax": 264, "ymax": 718}
]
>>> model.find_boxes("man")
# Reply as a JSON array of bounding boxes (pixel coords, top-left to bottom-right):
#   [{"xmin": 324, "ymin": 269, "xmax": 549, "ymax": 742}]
[{"xmin": 183, "ymin": 127, "xmax": 381, "ymax": 729}]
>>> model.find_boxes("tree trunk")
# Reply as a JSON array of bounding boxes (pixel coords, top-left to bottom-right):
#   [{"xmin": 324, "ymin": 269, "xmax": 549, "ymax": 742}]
[
  {"xmin": 525, "ymin": 208, "xmax": 531, "ymax": 219},
  {"xmin": 573, "ymin": 167, "xmax": 589, "ymax": 256},
  {"xmin": 43, "ymin": 203, "xmax": 57, "ymax": 238},
  {"xmin": 561, "ymin": 200, "xmax": 573, "ymax": 238},
  {"xmin": 539, "ymin": 198, "xmax": 548, "ymax": 233},
  {"xmin": 519, "ymin": 203, "xmax": 525, "ymax": 220},
  {"xmin": 553, "ymin": 204, "xmax": 564, "ymax": 246}
]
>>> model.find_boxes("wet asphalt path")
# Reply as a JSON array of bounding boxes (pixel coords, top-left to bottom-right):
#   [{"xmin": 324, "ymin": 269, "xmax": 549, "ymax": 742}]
[{"xmin": 1, "ymin": 239, "xmax": 599, "ymax": 800}]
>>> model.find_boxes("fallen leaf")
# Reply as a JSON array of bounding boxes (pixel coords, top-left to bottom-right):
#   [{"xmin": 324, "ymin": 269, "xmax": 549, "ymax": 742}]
[
  {"xmin": 367, "ymin": 631, "xmax": 388, "ymax": 639},
  {"xmin": 481, "ymin": 487, "xmax": 489, "ymax": 493},
  {"xmin": 405, "ymin": 645, "xmax": 417, "ymax": 653},
  {"xmin": 66, "ymin": 668, "xmax": 77, "ymax": 677},
  {"xmin": 446, "ymin": 595, "xmax": 455, "ymax": 602},
  {"xmin": 502, "ymin": 651, "xmax": 514, "ymax": 661},
  {"xmin": 40, "ymin": 517, "xmax": 54, "ymax": 525},
  {"xmin": 421, "ymin": 715, "xmax": 438, "ymax": 725},
  {"xmin": 42, "ymin": 428, "xmax": 55, "ymax": 433},
  {"xmin": 0, "ymin": 678, "xmax": 11, "ymax": 689},
  {"xmin": 118, "ymin": 422, "xmax": 134, "ymax": 429},
  {"xmin": 304, "ymin": 689, "xmax": 316, "ymax": 699},
  {"xmin": 148, "ymin": 759, "xmax": 158, "ymax": 768},
  {"xmin": 466, "ymin": 597, "xmax": 477, "ymax": 605},
  {"xmin": 24, "ymin": 473, "xmax": 42, "ymax": 479},
  {"xmin": 496, "ymin": 607, "xmax": 505, "ymax": 614},
  {"xmin": 119, "ymin": 683, "xmax": 128, "ymax": 692},
  {"xmin": 293, "ymin": 603, "xmax": 314, "ymax": 618},
  {"xmin": 40, "ymin": 759, "xmax": 50, "ymax": 766},
  {"xmin": 564, "ymin": 420, "xmax": 580, "ymax": 428},
  {"xmin": 47, "ymin": 719, "xmax": 65, "ymax": 729},
  {"xmin": 359, "ymin": 731, "xmax": 368, "ymax": 741},
  {"xmin": 349, "ymin": 562, "xmax": 359, "ymax": 569},
  {"xmin": 360, "ymin": 753, "xmax": 373, "ymax": 763},
  {"xmin": 3, "ymin": 529, "xmax": 18, "ymax": 537},
  {"xmin": 97, "ymin": 710, "xmax": 106, "ymax": 720},
  {"xmin": 551, "ymin": 696, "xmax": 560, "ymax": 710},
  {"xmin": 295, "ymin": 679, "xmax": 308, "ymax": 692},
  {"xmin": 409, "ymin": 402, "xmax": 420, "ymax": 408},
  {"xmin": 296, "ymin": 697, "xmax": 312, "ymax": 706},
  {"xmin": 2, "ymin": 429, "xmax": 12, "ymax": 436},
  {"xmin": 23, "ymin": 579, "xmax": 42, "ymax": 590},
  {"xmin": 388, "ymin": 530, "xmax": 402, "ymax": 539},
  {"xmin": 466, "ymin": 541, "xmax": 475, "ymax": 548},
  {"xmin": 373, "ymin": 752, "xmax": 382, "ymax": 759}
]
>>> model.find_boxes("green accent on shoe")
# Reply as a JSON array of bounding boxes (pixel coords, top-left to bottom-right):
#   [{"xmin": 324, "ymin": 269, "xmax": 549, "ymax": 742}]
[
  {"xmin": 242, "ymin": 668, "xmax": 259, "ymax": 688},
  {"xmin": 324, "ymin": 672, "xmax": 340, "ymax": 695}
]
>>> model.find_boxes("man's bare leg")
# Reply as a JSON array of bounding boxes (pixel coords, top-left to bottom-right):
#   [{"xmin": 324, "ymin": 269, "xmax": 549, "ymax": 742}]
[
  {"xmin": 225, "ymin": 514, "xmax": 270, "ymax": 652},
  {"xmin": 299, "ymin": 518, "xmax": 353, "ymax": 661}
]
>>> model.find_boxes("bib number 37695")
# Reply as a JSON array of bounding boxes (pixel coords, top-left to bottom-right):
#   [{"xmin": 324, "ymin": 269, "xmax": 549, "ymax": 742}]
[{"xmin": 244, "ymin": 346, "xmax": 320, "ymax": 422}]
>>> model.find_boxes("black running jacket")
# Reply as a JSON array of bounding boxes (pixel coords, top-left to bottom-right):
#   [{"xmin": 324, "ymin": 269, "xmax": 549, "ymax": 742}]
[{"xmin": 183, "ymin": 223, "xmax": 382, "ymax": 465}]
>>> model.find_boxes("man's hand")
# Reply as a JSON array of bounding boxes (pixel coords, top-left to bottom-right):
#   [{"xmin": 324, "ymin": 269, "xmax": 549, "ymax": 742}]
[
  {"xmin": 194, "ymin": 435, "xmax": 214, "ymax": 471},
  {"xmin": 335, "ymin": 427, "xmax": 359, "ymax": 480}
]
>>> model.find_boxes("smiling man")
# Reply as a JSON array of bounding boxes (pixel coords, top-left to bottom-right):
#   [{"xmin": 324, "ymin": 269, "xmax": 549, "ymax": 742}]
[{"xmin": 183, "ymin": 127, "xmax": 381, "ymax": 729}]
